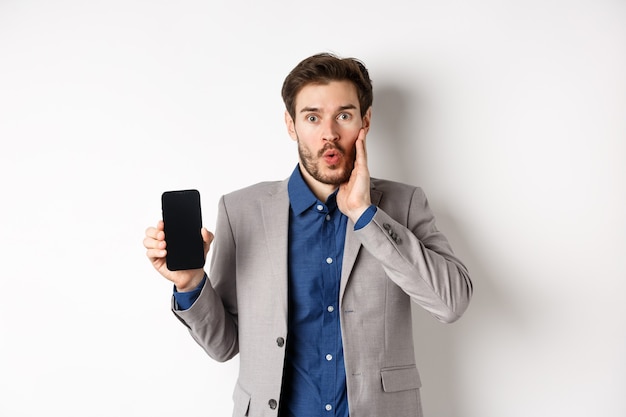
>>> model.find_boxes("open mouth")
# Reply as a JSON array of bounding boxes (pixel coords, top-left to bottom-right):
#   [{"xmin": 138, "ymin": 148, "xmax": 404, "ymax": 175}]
[{"xmin": 322, "ymin": 148, "xmax": 341, "ymax": 165}]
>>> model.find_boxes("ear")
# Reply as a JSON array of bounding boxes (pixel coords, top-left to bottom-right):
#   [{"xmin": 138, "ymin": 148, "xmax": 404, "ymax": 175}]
[
  {"xmin": 285, "ymin": 111, "xmax": 298, "ymax": 141},
  {"xmin": 362, "ymin": 107, "xmax": 372, "ymax": 133}
]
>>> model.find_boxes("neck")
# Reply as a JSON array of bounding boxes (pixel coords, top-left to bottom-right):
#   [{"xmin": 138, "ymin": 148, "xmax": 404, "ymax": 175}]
[{"xmin": 298, "ymin": 163, "xmax": 338, "ymax": 202}]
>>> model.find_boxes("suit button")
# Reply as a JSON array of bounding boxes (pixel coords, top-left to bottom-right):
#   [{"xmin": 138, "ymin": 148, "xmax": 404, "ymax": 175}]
[
  {"xmin": 276, "ymin": 337, "xmax": 285, "ymax": 347},
  {"xmin": 269, "ymin": 399, "xmax": 278, "ymax": 409}
]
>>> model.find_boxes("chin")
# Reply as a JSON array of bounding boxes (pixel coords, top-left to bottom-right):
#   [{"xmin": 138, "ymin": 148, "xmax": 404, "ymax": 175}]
[{"xmin": 319, "ymin": 166, "xmax": 351, "ymax": 185}]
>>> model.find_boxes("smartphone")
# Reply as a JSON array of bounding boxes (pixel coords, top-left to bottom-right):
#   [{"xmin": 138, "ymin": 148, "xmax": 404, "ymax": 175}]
[{"xmin": 161, "ymin": 189, "xmax": 205, "ymax": 271}]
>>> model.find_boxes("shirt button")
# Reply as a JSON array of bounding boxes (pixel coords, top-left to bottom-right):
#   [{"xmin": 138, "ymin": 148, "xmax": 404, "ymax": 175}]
[
  {"xmin": 269, "ymin": 399, "xmax": 278, "ymax": 409},
  {"xmin": 327, "ymin": 305, "xmax": 334, "ymax": 313},
  {"xmin": 326, "ymin": 354, "xmax": 333, "ymax": 361},
  {"xmin": 326, "ymin": 257, "xmax": 333, "ymax": 264},
  {"xmin": 325, "ymin": 214, "xmax": 331, "ymax": 221},
  {"xmin": 316, "ymin": 204, "xmax": 324, "ymax": 211},
  {"xmin": 325, "ymin": 404, "xmax": 332, "ymax": 411},
  {"xmin": 276, "ymin": 337, "xmax": 285, "ymax": 347}
]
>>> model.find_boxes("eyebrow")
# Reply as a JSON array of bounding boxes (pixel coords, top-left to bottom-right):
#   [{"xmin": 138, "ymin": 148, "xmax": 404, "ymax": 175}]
[{"xmin": 299, "ymin": 104, "xmax": 358, "ymax": 114}]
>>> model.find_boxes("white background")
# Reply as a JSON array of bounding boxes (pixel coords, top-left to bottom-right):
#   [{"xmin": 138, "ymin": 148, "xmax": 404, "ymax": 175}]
[{"xmin": 1, "ymin": 1, "xmax": 625, "ymax": 416}]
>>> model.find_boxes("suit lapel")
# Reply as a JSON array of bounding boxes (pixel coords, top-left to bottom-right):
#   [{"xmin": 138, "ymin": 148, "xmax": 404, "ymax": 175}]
[
  {"xmin": 339, "ymin": 187, "xmax": 383, "ymax": 303},
  {"xmin": 259, "ymin": 180, "xmax": 383, "ymax": 310},
  {"xmin": 259, "ymin": 180, "xmax": 290, "ymax": 315}
]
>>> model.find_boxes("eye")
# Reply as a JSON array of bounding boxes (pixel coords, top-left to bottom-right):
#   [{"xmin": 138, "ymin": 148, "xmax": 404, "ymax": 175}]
[
  {"xmin": 307, "ymin": 115, "xmax": 318, "ymax": 123},
  {"xmin": 337, "ymin": 112, "xmax": 351, "ymax": 121}
]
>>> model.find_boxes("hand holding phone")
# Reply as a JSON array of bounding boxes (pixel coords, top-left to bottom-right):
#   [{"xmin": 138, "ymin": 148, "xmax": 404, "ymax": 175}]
[{"xmin": 161, "ymin": 189, "xmax": 205, "ymax": 271}]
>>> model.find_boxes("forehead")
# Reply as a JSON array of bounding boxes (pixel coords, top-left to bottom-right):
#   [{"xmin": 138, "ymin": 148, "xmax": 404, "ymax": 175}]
[{"xmin": 295, "ymin": 80, "xmax": 360, "ymax": 111}]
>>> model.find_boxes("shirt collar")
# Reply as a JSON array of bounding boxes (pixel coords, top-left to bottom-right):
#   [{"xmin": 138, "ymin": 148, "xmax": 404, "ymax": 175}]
[{"xmin": 288, "ymin": 164, "xmax": 338, "ymax": 216}]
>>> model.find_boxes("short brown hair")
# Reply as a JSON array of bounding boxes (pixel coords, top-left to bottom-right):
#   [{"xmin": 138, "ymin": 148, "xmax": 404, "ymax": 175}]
[{"xmin": 281, "ymin": 53, "xmax": 373, "ymax": 119}]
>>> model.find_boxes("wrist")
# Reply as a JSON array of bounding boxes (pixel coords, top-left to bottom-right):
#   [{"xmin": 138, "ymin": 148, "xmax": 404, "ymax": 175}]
[
  {"xmin": 175, "ymin": 270, "xmax": 205, "ymax": 293},
  {"xmin": 348, "ymin": 205, "xmax": 370, "ymax": 223}
]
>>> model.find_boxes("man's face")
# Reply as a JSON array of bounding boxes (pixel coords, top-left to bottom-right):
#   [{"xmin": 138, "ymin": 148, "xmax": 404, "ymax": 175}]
[{"xmin": 285, "ymin": 80, "xmax": 371, "ymax": 187}]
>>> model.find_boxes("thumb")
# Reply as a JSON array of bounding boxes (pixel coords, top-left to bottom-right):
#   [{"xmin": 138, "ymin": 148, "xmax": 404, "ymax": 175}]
[{"xmin": 201, "ymin": 227, "xmax": 214, "ymax": 257}]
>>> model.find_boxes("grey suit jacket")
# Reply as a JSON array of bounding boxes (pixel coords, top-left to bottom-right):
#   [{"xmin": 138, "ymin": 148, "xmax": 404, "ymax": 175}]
[{"xmin": 172, "ymin": 177, "xmax": 472, "ymax": 417}]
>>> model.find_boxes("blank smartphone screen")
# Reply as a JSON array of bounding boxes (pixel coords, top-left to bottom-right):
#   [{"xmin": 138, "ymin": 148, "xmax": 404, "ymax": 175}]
[{"xmin": 161, "ymin": 189, "xmax": 205, "ymax": 271}]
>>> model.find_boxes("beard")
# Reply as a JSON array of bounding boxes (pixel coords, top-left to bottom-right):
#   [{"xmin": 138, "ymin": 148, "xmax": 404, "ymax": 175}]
[{"xmin": 297, "ymin": 139, "xmax": 356, "ymax": 186}]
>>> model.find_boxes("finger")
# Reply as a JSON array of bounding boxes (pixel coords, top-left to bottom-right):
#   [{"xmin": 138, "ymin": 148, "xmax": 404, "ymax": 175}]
[
  {"xmin": 145, "ymin": 226, "xmax": 159, "ymax": 239},
  {"xmin": 201, "ymin": 228, "xmax": 215, "ymax": 244},
  {"xmin": 143, "ymin": 235, "xmax": 166, "ymax": 250},
  {"xmin": 146, "ymin": 221, "xmax": 166, "ymax": 240},
  {"xmin": 359, "ymin": 126, "xmax": 367, "ymax": 141},
  {"xmin": 201, "ymin": 228, "xmax": 214, "ymax": 256},
  {"xmin": 146, "ymin": 247, "xmax": 167, "ymax": 260},
  {"xmin": 356, "ymin": 128, "xmax": 368, "ymax": 166}
]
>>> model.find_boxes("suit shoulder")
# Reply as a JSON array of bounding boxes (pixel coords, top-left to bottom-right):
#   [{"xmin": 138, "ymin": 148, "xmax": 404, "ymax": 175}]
[
  {"xmin": 222, "ymin": 179, "xmax": 287, "ymax": 205},
  {"xmin": 370, "ymin": 177, "xmax": 425, "ymax": 198}
]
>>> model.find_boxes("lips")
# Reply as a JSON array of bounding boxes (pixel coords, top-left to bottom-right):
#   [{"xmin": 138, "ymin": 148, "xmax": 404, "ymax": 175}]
[{"xmin": 322, "ymin": 148, "xmax": 342, "ymax": 165}]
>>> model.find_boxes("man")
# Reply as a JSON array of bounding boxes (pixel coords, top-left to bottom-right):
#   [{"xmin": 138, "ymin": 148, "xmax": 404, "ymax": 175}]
[{"xmin": 144, "ymin": 53, "xmax": 472, "ymax": 417}]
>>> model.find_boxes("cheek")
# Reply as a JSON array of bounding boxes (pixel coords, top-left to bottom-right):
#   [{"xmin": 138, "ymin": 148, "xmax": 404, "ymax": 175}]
[
  {"xmin": 295, "ymin": 130, "xmax": 317, "ymax": 147},
  {"xmin": 293, "ymin": 123, "xmax": 317, "ymax": 139},
  {"xmin": 341, "ymin": 126, "xmax": 361, "ymax": 144}
]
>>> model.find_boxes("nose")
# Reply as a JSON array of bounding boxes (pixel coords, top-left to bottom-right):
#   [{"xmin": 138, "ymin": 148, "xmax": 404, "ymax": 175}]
[{"xmin": 321, "ymin": 119, "xmax": 339, "ymax": 142}]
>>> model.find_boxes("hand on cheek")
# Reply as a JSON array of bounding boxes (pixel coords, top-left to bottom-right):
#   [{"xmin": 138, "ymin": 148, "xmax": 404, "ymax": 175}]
[{"xmin": 338, "ymin": 128, "xmax": 371, "ymax": 222}]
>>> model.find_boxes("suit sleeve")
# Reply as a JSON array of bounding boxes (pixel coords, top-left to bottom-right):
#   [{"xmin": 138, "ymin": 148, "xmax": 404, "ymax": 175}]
[
  {"xmin": 355, "ymin": 187, "xmax": 473, "ymax": 323},
  {"xmin": 170, "ymin": 195, "xmax": 239, "ymax": 362}
]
